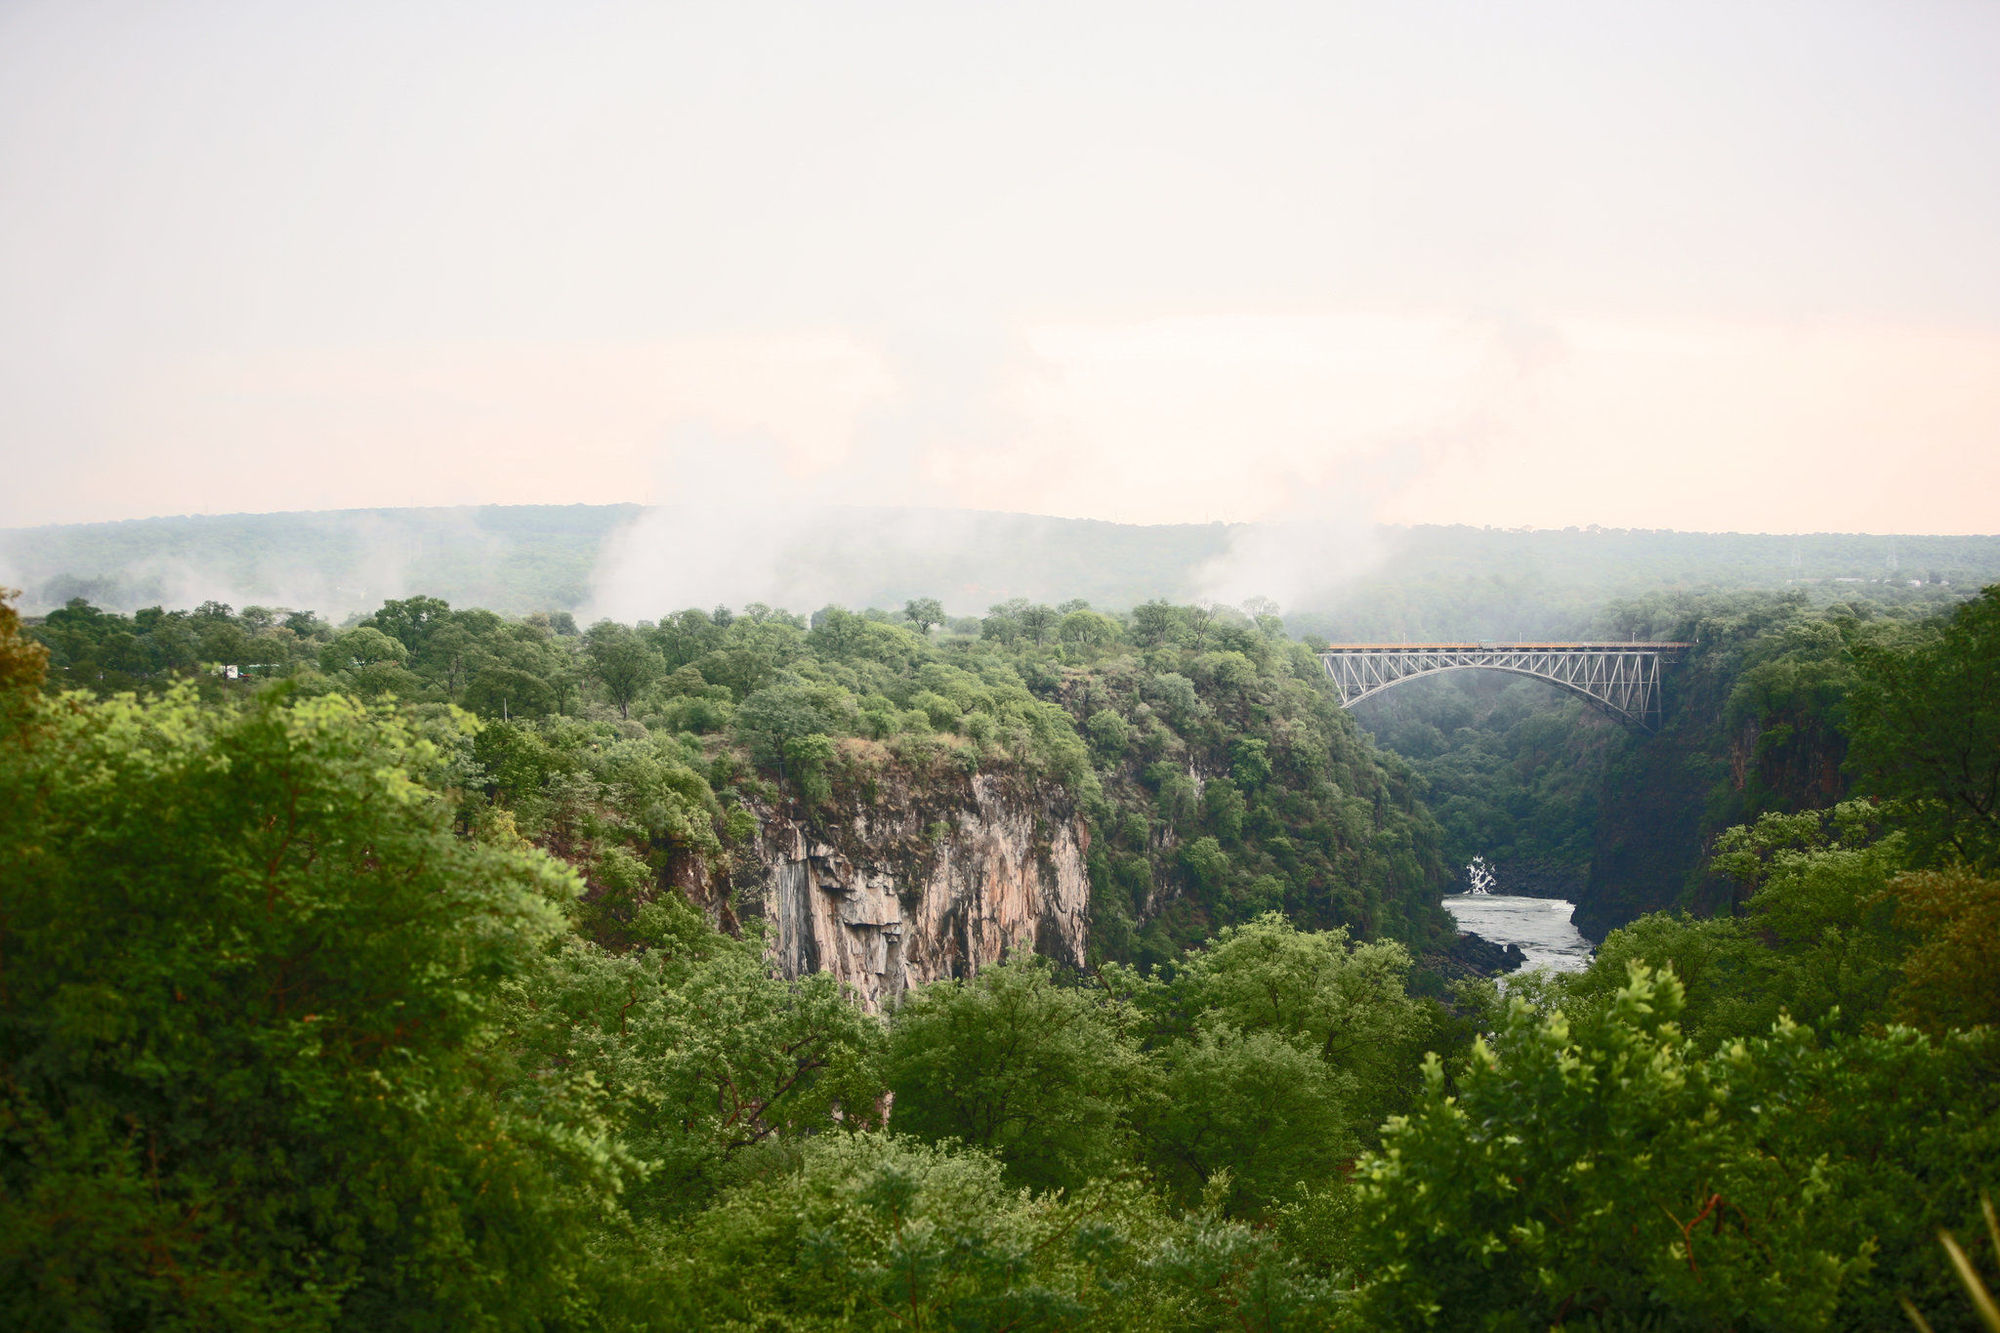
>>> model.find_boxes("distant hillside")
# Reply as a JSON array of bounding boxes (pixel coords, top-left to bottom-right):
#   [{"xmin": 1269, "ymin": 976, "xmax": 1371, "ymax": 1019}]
[
  {"xmin": 4, "ymin": 504, "xmax": 1997, "ymax": 630},
  {"xmin": 1288, "ymin": 526, "xmax": 2000, "ymax": 641},
  {"xmin": 0, "ymin": 505, "xmax": 1240, "ymax": 619},
  {"xmin": 0, "ymin": 506, "xmax": 640, "ymax": 618}
]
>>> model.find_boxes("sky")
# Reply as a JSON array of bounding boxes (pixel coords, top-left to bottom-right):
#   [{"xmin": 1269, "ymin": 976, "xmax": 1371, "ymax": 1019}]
[{"xmin": 3, "ymin": 0, "xmax": 1998, "ymax": 535}]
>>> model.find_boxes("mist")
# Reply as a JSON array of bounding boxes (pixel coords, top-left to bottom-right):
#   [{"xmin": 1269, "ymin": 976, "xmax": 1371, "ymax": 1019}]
[{"xmin": 5, "ymin": 2, "xmax": 2000, "ymax": 538}]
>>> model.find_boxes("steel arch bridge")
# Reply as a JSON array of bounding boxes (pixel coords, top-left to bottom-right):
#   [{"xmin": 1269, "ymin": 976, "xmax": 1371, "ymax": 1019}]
[{"xmin": 1318, "ymin": 642, "xmax": 1692, "ymax": 731}]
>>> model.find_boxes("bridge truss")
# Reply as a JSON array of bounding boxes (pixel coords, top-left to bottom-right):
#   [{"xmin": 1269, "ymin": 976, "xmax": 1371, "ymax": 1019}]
[{"xmin": 1318, "ymin": 643, "xmax": 1691, "ymax": 731}]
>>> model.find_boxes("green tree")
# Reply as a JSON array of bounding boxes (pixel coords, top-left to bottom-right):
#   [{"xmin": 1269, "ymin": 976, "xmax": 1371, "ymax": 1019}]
[
  {"xmin": 1086, "ymin": 708, "xmax": 1132, "ymax": 758},
  {"xmin": 1348, "ymin": 966, "xmax": 1864, "ymax": 1330},
  {"xmin": 1131, "ymin": 600, "xmax": 1182, "ymax": 647},
  {"xmin": 1886, "ymin": 864, "xmax": 2000, "ymax": 1033},
  {"xmin": 734, "ymin": 683, "xmax": 846, "ymax": 801},
  {"xmin": 316, "ymin": 624, "xmax": 408, "ymax": 673},
  {"xmin": 1059, "ymin": 608, "xmax": 1121, "ymax": 651},
  {"xmin": 368, "ymin": 594, "xmax": 453, "ymax": 656},
  {"xmin": 1137, "ymin": 1023, "xmax": 1356, "ymax": 1217},
  {"xmin": 650, "ymin": 1131, "xmax": 1342, "ymax": 1333},
  {"xmin": 885, "ymin": 957, "xmax": 1143, "ymax": 1193},
  {"xmin": 1573, "ymin": 802, "xmax": 1907, "ymax": 1049},
  {"xmin": 0, "ymin": 685, "xmax": 622, "ymax": 1330},
  {"xmin": 652, "ymin": 607, "xmax": 722, "ymax": 670},
  {"xmin": 1017, "ymin": 602, "xmax": 1059, "ymax": 646},
  {"xmin": 1848, "ymin": 586, "xmax": 2000, "ymax": 870},
  {"xmin": 463, "ymin": 664, "xmax": 554, "ymax": 719},
  {"xmin": 585, "ymin": 619, "xmax": 663, "ymax": 719},
  {"xmin": 504, "ymin": 897, "xmax": 884, "ymax": 1219},
  {"xmin": 1161, "ymin": 914, "xmax": 1433, "ymax": 1135},
  {"xmin": 903, "ymin": 597, "xmax": 945, "ymax": 635},
  {"xmin": 0, "ymin": 588, "xmax": 48, "ymax": 724}
]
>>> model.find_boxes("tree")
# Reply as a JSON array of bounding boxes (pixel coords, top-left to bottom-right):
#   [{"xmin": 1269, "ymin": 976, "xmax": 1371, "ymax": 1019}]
[
  {"xmin": 0, "ymin": 588, "xmax": 48, "ymax": 720},
  {"xmin": 903, "ymin": 597, "xmax": 945, "ymax": 635},
  {"xmin": 463, "ymin": 665, "xmax": 554, "ymax": 719},
  {"xmin": 317, "ymin": 625, "xmax": 408, "ymax": 672},
  {"xmin": 419, "ymin": 620, "xmax": 481, "ymax": 700},
  {"xmin": 1130, "ymin": 600, "xmax": 1182, "ymax": 647},
  {"xmin": 807, "ymin": 605, "xmax": 869, "ymax": 660},
  {"xmin": 734, "ymin": 684, "xmax": 844, "ymax": 800},
  {"xmin": 1086, "ymin": 709, "xmax": 1131, "ymax": 758},
  {"xmin": 1888, "ymin": 864, "xmax": 2000, "ymax": 1032},
  {"xmin": 1017, "ymin": 603, "xmax": 1058, "ymax": 646},
  {"xmin": 585, "ymin": 619, "xmax": 663, "ymax": 719},
  {"xmin": 885, "ymin": 957, "xmax": 1143, "ymax": 1193},
  {"xmin": 1347, "ymin": 967, "xmax": 1864, "ymax": 1329},
  {"xmin": 1185, "ymin": 601, "xmax": 1215, "ymax": 650},
  {"xmin": 1630, "ymin": 801, "xmax": 1906, "ymax": 1042},
  {"xmin": 650, "ymin": 1130, "xmax": 1344, "ymax": 1332},
  {"xmin": 1848, "ymin": 586, "xmax": 2000, "ymax": 871},
  {"xmin": 1136, "ymin": 1023, "xmax": 1356, "ymax": 1217},
  {"xmin": 504, "ymin": 896, "xmax": 885, "ymax": 1219},
  {"xmin": 1058, "ymin": 608, "xmax": 1120, "ymax": 651},
  {"xmin": 0, "ymin": 685, "xmax": 622, "ymax": 1329},
  {"xmin": 981, "ymin": 599, "xmax": 1026, "ymax": 645},
  {"xmin": 652, "ymin": 607, "xmax": 720, "ymax": 670},
  {"xmin": 369, "ymin": 595, "xmax": 453, "ymax": 656},
  {"xmin": 1162, "ymin": 914, "xmax": 1432, "ymax": 1134}
]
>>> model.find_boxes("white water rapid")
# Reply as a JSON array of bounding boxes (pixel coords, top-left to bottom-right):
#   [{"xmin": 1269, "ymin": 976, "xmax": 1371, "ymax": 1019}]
[{"xmin": 1443, "ymin": 892, "xmax": 1594, "ymax": 974}]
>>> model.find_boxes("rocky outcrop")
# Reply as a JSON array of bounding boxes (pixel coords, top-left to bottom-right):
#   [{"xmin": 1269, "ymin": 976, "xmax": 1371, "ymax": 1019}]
[{"xmin": 745, "ymin": 767, "xmax": 1090, "ymax": 1011}]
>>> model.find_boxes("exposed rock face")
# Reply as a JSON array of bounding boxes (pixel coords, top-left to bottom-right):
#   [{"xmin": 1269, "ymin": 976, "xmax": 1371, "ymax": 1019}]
[{"xmin": 748, "ymin": 769, "xmax": 1090, "ymax": 1011}]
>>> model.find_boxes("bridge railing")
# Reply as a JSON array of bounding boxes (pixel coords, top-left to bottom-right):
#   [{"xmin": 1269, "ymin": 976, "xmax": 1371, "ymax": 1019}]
[
  {"xmin": 1314, "ymin": 642, "xmax": 1693, "ymax": 730},
  {"xmin": 1318, "ymin": 642, "xmax": 1692, "ymax": 651}
]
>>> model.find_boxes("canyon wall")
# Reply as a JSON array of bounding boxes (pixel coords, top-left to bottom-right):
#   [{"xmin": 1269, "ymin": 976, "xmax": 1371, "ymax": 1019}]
[{"xmin": 740, "ymin": 768, "xmax": 1089, "ymax": 1010}]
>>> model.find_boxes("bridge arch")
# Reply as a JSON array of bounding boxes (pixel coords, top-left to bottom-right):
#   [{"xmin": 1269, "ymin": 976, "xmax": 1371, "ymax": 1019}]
[{"xmin": 1317, "ymin": 643, "xmax": 1690, "ymax": 732}]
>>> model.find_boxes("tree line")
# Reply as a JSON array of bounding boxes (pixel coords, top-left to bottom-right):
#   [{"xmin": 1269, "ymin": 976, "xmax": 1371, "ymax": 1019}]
[{"xmin": 2, "ymin": 585, "xmax": 1997, "ymax": 1327}]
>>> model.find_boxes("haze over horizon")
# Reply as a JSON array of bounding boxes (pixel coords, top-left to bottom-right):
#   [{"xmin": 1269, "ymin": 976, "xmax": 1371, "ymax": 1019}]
[{"xmin": 4, "ymin": 1, "xmax": 1998, "ymax": 536}]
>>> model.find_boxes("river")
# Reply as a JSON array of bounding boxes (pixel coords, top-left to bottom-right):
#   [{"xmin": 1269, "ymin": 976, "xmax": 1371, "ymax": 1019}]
[{"xmin": 1443, "ymin": 892, "xmax": 1595, "ymax": 974}]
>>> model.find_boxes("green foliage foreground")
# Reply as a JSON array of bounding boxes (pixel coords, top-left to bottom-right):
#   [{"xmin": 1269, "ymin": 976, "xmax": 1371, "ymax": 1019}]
[
  {"xmin": 0, "ymin": 685, "xmax": 614, "ymax": 1329},
  {"xmin": 4, "ymin": 589, "xmax": 1999, "ymax": 1329}
]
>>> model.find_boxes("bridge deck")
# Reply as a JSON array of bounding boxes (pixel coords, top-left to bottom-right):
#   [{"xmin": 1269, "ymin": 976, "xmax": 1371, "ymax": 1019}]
[
  {"xmin": 1316, "ymin": 642, "xmax": 1692, "ymax": 729},
  {"xmin": 1321, "ymin": 642, "xmax": 1692, "ymax": 651}
]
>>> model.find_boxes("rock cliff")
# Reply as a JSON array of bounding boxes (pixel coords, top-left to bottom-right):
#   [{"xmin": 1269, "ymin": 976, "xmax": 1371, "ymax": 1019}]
[{"xmin": 740, "ymin": 766, "xmax": 1090, "ymax": 1011}]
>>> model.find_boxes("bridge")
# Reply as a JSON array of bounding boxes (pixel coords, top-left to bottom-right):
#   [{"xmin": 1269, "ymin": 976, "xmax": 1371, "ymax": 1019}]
[{"xmin": 1318, "ymin": 642, "xmax": 1692, "ymax": 731}]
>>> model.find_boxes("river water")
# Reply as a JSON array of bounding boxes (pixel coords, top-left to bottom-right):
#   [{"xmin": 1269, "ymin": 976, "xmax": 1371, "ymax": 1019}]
[{"xmin": 1443, "ymin": 893, "xmax": 1595, "ymax": 974}]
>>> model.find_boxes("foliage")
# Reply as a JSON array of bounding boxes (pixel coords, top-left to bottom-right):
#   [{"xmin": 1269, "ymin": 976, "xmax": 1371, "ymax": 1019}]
[
  {"xmin": 502, "ymin": 897, "xmax": 885, "ymax": 1222},
  {"xmin": 884, "ymin": 956, "xmax": 1141, "ymax": 1194},
  {"xmin": 1348, "ymin": 966, "xmax": 1865, "ymax": 1330},
  {"xmin": 0, "ymin": 682, "xmax": 623, "ymax": 1330},
  {"xmin": 0, "ymin": 586, "xmax": 48, "ymax": 725},
  {"xmin": 585, "ymin": 619, "xmax": 663, "ymax": 719},
  {"xmin": 10, "ymin": 579, "xmax": 2000, "ymax": 1330},
  {"xmin": 1901, "ymin": 1195, "xmax": 2000, "ymax": 1333},
  {"xmin": 646, "ymin": 1132, "xmax": 1343, "ymax": 1332},
  {"xmin": 1570, "ymin": 801, "xmax": 1907, "ymax": 1048},
  {"xmin": 1114, "ymin": 915, "xmax": 1436, "ymax": 1214},
  {"xmin": 1847, "ymin": 585, "xmax": 2000, "ymax": 872},
  {"xmin": 20, "ymin": 588, "xmax": 1459, "ymax": 957},
  {"xmin": 1886, "ymin": 865, "xmax": 2000, "ymax": 1033},
  {"xmin": 887, "ymin": 916, "xmax": 1441, "ymax": 1221}
]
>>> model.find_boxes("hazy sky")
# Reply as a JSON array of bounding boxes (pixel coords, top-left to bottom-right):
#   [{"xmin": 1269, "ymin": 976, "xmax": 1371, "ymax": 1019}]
[{"xmin": 4, "ymin": 0, "xmax": 1997, "ymax": 533}]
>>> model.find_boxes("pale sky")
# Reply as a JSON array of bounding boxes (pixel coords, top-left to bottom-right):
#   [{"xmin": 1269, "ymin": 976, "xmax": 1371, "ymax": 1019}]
[{"xmin": 3, "ymin": 0, "xmax": 1998, "ymax": 533}]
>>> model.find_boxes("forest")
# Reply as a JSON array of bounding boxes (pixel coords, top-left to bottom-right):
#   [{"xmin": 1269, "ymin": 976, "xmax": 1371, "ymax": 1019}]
[{"xmin": 5, "ymin": 579, "xmax": 1999, "ymax": 1330}]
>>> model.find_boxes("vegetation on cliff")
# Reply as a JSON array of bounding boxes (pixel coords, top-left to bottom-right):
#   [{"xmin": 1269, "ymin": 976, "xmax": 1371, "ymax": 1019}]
[{"xmin": 24, "ymin": 591, "xmax": 1455, "ymax": 962}]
